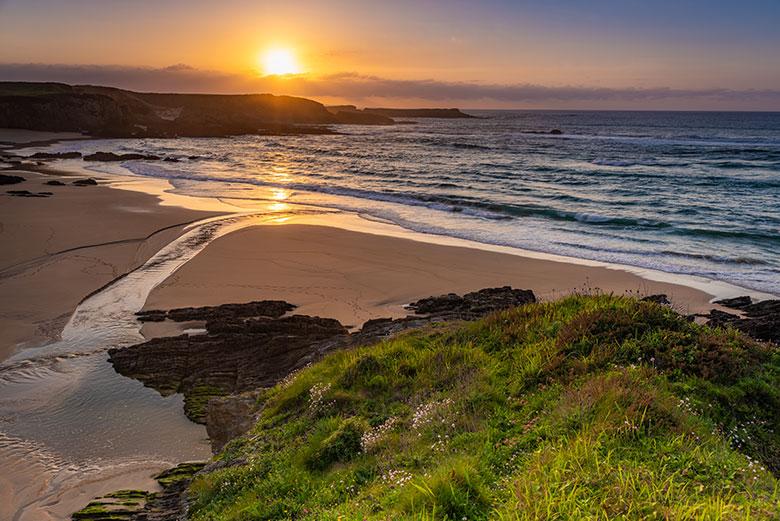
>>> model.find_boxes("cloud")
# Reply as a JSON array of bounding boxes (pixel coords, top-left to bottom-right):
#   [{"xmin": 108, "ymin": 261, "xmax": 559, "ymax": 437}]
[{"xmin": 1, "ymin": 63, "xmax": 779, "ymax": 109}]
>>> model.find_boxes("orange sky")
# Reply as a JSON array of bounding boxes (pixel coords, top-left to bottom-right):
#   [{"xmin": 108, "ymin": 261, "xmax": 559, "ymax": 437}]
[{"xmin": 1, "ymin": 0, "xmax": 780, "ymax": 109}]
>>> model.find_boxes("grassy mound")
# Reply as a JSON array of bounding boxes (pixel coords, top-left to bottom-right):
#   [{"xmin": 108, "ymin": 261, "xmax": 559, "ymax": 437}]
[{"xmin": 187, "ymin": 295, "xmax": 780, "ymax": 520}]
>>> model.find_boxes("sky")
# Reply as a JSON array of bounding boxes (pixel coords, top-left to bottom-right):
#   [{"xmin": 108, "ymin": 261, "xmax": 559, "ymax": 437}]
[{"xmin": 1, "ymin": 0, "xmax": 780, "ymax": 110}]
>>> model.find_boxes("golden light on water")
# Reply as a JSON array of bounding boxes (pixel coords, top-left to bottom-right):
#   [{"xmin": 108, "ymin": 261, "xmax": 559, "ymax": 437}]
[
  {"xmin": 272, "ymin": 188, "xmax": 289, "ymax": 200},
  {"xmin": 259, "ymin": 48, "xmax": 302, "ymax": 76}
]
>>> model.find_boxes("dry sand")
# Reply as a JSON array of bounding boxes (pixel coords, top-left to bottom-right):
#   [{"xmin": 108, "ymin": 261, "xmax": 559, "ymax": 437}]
[
  {"xmin": 143, "ymin": 223, "xmax": 719, "ymax": 334},
  {"xmin": 0, "ymin": 170, "xmax": 217, "ymax": 360}
]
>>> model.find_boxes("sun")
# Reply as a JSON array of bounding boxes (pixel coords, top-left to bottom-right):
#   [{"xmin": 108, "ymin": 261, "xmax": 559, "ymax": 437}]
[{"xmin": 259, "ymin": 48, "xmax": 302, "ymax": 76}]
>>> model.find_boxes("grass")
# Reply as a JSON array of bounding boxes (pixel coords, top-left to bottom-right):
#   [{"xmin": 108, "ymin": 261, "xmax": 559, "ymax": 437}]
[{"xmin": 185, "ymin": 294, "xmax": 780, "ymax": 520}]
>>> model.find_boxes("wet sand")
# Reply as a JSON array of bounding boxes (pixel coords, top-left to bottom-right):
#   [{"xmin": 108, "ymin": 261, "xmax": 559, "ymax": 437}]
[{"xmin": 0, "ymin": 170, "xmax": 217, "ymax": 360}]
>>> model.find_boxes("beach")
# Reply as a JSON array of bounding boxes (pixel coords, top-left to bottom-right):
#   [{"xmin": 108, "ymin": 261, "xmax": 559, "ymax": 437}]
[
  {"xmin": 142, "ymin": 222, "xmax": 720, "ymax": 337},
  {"xmin": 0, "ymin": 141, "xmax": 766, "ymax": 520},
  {"xmin": 0, "ymin": 168, "xmax": 217, "ymax": 361}
]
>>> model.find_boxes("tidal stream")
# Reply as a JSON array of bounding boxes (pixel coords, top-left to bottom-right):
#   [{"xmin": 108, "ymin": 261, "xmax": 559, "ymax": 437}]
[{"xmin": 0, "ymin": 211, "xmax": 291, "ymax": 521}]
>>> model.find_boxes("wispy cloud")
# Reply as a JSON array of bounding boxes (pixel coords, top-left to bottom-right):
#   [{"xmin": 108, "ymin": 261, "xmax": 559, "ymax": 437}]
[{"xmin": 2, "ymin": 63, "xmax": 779, "ymax": 109}]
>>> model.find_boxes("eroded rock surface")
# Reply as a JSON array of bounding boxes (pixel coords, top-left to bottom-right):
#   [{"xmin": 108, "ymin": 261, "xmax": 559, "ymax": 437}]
[
  {"xmin": 206, "ymin": 391, "xmax": 264, "ymax": 452},
  {"xmin": 707, "ymin": 296, "xmax": 780, "ymax": 344}
]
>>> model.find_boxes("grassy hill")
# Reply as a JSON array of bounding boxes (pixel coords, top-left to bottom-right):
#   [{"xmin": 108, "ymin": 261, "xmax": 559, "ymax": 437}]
[{"xmin": 185, "ymin": 294, "xmax": 779, "ymax": 520}]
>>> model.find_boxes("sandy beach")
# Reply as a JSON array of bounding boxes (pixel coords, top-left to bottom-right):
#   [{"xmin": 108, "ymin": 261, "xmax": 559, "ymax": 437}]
[
  {"xmin": 143, "ymin": 223, "xmax": 720, "ymax": 335},
  {"xmin": 0, "ymin": 158, "xmax": 739, "ymax": 521}
]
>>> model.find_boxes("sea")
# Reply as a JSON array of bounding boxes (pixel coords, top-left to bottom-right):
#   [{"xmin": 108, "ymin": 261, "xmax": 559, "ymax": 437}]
[{"xmin": 40, "ymin": 110, "xmax": 780, "ymax": 296}]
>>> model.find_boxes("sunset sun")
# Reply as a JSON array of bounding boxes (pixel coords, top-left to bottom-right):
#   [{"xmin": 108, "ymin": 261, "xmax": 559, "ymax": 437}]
[{"xmin": 259, "ymin": 48, "xmax": 302, "ymax": 76}]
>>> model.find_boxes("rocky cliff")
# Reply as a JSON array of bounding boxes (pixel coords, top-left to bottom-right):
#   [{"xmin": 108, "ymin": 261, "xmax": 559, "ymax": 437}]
[{"xmin": 0, "ymin": 82, "xmax": 394, "ymax": 137}]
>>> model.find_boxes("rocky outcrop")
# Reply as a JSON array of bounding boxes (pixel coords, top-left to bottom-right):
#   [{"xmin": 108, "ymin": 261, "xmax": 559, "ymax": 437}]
[
  {"xmin": 29, "ymin": 151, "xmax": 82, "ymax": 159},
  {"xmin": 706, "ymin": 296, "xmax": 780, "ymax": 344},
  {"xmin": 641, "ymin": 294, "xmax": 671, "ymax": 305},
  {"xmin": 83, "ymin": 152, "xmax": 161, "ymax": 161},
  {"xmin": 71, "ymin": 462, "xmax": 207, "ymax": 521},
  {"xmin": 0, "ymin": 81, "xmax": 393, "ymax": 138},
  {"xmin": 72, "ymin": 178, "xmax": 98, "ymax": 186},
  {"xmin": 108, "ymin": 287, "xmax": 536, "ymax": 427},
  {"xmin": 0, "ymin": 173, "xmax": 24, "ymax": 185},
  {"xmin": 6, "ymin": 189, "xmax": 51, "ymax": 197},
  {"xmin": 407, "ymin": 286, "xmax": 536, "ymax": 317},
  {"xmin": 109, "ymin": 305, "xmax": 349, "ymax": 422},
  {"xmin": 206, "ymin": 391, "xmax": 264, "ymax": 452}
]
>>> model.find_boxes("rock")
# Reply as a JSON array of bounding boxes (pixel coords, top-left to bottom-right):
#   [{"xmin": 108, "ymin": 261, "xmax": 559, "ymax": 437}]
[
  {"xmin": 407, "ymin": 286, "xmax": 536, "ymax": 317},
  {"xmin": 111, "ymin": 288, "xmax": 536, "ymax": 430},
  {"xmin": 72, "ymin": 178, "xmax": 98, "ymax": 186},
  {"xmin": 0, "ymin": 173, "xmax": 25, "ymax": 185},
  {"xmin": 137, "ymin": 300, "xmax": 296, "ymax": 323},
  {"xmin": 206, "ymin": 391, "xmax": 263, "ymax": 452},
  {"xmin": 83, "ymin": 152, "xmax": 161, "ymax": 162},
  {"xmin": 6, "ymin": 189, "xmax": 50, "ymax": 197},
  {"xmin": 110, "ymin": 310, "xmax": 349, "ymax": 423},
  {"xmin": 29, "ymin": 151, "xmax": 82, "ymax": 159},
  {"xmin": 549, "ymin": 129, "xmax": 563, "ymax": 135},
  {"xmin": 715, "ymin": 296, "xmax": 752, "ymax": 309},
  {"xmin": 44, "ymin": 179, "xmax": 66, "ymax": 186},
  {"xmin": 71, "ymin": 490, "xmax": 151, "ymax": 520},
  {"xmin": 135, "ymin": 310, "xmax": 167, "ymax": 322},
  {"xmin": 641, "ymin": 294, "xmax": 671, "ymax": 305},
  {"xmin": 705, "ymin": 299, "xmax": 780, "ymax": 344},
  {"xmin": 71, "ymin": 462, "xmax": 207, "ymax": 521}
]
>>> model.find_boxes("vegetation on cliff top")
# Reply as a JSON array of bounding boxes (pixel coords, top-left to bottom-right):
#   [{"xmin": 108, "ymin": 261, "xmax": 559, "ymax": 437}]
[{"xmin": 187, "ymin": 295, "xmax": 780, "ymax": 520}]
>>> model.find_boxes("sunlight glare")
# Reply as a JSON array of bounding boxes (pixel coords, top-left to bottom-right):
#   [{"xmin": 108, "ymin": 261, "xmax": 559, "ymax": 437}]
[{"xmin": 260, "ymin": 48, "xmax": 302, "ymax": 76}]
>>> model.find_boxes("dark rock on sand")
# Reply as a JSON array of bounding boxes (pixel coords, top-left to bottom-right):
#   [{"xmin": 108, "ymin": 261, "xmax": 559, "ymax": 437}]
[
  {"xmin": 110, "ymin": 287, "xmax": 536, "ymax": 427},
  {"xmin": 706, "ymin": 299, "xmax": 780, "ymax": 344},
  {"xmin": 0, "ymin": 173, "xmax": 24, "ymax": 185},
  {"xmin": 137, "ymin": 300, "xmax": 295, "ymax": 323},
  {"xmin": 641, "ymin": 294, "xmax": 671, "ymax": 305},
  {"xmin": 72, "ymin": 178, "xmax": 98, "ymax": 186},
  {"xmin": 406, "ymin": 286, "xmax": 536, "ymax": 316},
  {"xmin": 6, "ymin": 189, "xmax": 51, "ymax": 197},
  {"xmin": 549, "ymin": 129, "xmax": 563, "ymax": 135},
  {"xmin": 44, "ymin": 179, "xmax": 66, "ymax": 186},
  {"xmin": 715, "ymin": 295, "xmax": 753, "ymax": 309},
  {"xmin": 83, "ymin": 152, "xmax": 161, "ymax": 162},
  {"xmin": 29, "ymin": 151, "xmax": 82, "ymax": 159}
]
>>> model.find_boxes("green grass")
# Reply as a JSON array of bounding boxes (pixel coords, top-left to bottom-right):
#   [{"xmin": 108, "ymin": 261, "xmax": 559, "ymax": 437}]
[{"xmin": 186, "ymin": 295, "xmax": 780, "ymax": 520}]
